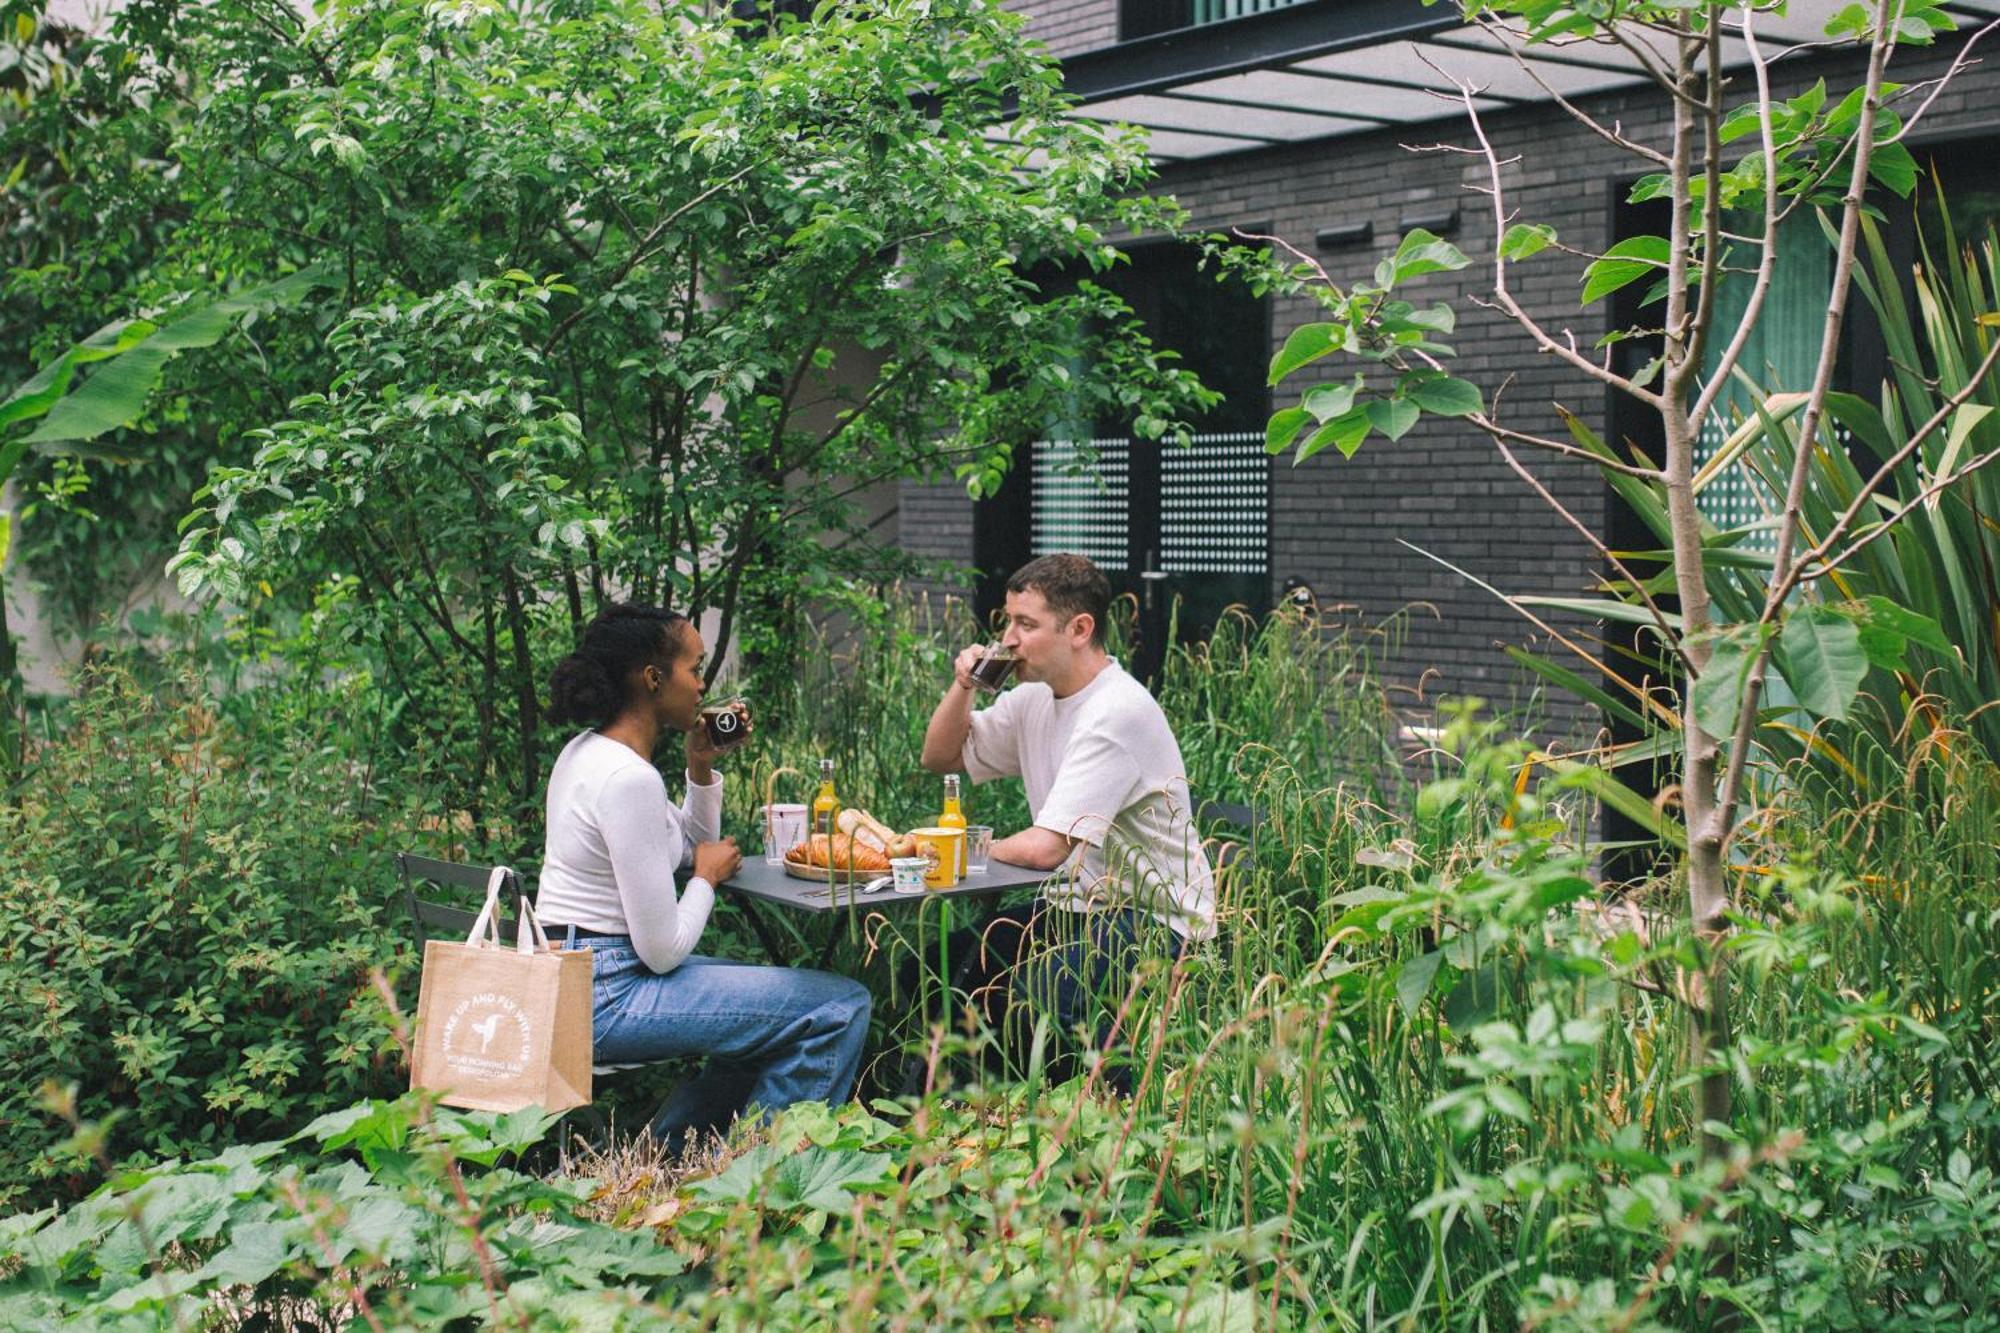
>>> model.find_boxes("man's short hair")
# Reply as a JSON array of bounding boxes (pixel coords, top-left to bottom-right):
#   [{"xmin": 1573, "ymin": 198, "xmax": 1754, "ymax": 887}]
[{"xmin": 1008, "ymin": 553, "xmax": 1111, "ymax": 648}]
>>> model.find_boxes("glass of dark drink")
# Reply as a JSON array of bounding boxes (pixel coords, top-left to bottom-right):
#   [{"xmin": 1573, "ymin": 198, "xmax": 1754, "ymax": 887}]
[
  {"xmin": 969, "ymin": 644, "xmax": 1019, "ymax": 694},
  {"xmin": 699, "ymin": 697, "xmax": 752, "ymax": 751}
]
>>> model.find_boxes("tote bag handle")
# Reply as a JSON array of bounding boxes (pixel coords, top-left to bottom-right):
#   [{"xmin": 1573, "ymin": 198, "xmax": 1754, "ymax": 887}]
[
  {"xmin": 463, "ymin": 865, "xmax": 561, "ymax": 955},
  {"xmin": 463, "ymin": 866, "xmax": 514, "ymax": 949}
]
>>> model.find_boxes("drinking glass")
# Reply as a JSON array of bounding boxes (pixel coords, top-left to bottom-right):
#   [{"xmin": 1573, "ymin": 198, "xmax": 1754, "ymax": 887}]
[
  {"xmin": 762, "ymin": 803, "xmax": 807, "ymax": 864},
  {"xmin": 964, "ymin": 825, "xmax": 993, "ymax": 874},
  {"xmin": 969, "ymin": 643, "xmax": 1019, "ymax": 694},
  {"xmin": 699, "ymin": 696, "xmax": 752, "ymax": 751}
]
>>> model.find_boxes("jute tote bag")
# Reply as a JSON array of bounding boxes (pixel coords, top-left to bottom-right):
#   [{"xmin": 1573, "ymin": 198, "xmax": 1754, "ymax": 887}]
[{"xmin": 410, "ymin": 867, "xmax": 593, "ymax": 1113}]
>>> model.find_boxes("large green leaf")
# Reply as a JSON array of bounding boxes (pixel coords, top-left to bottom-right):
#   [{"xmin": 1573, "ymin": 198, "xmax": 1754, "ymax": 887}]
[
  {"xmin": 22, "ymin": 344, "xmax": 174, "ymax": 446},
  {"xmin": 1500, "ymin": 223, "xmax": 1557, "ymax": 261},
  {"xmin": 148, "ymin": 266, "xmax": 329, "ymax": 351},
  {"xmin": 1778, "ymin": 603, "xmax": 1869, "ymax": 721},
  {"xmin": 1544, "ymin": 757, "xmax": 1687, "ymax": 850},
  {"xmin": 1503, "ymin": 645, "xmax": 1657, "ymax": 735},
  {"xmin": 1409, "ymin": 375, "xmax": 1482, "ymax": 417},
  {"xmin": 1377, "ymin": 227, "xmax": 1470, "ymax": 287},
  {"xmin": 1365, "ymin": 396, "xmax": 1420, "ymax": 441},
  {"xmin": 1514, "ymin": 594, "xmax": 1683, "ymax": 631},
  {"xmin": 1302, "ymin": 377, "xmax": 1359, "ymax": 423},
  {"xmin": 1582, "ymin": 235, "xmax": 1670, "ymax": 305},
  {"xmin": 1857, "ymin": 595, "xmax": 1952, "ymax": 655},
  {"xmin": 1265, "ymin": 406, "xmax": 1309, "ymax": 455},
  {"xmin": 1396, "ymin": 949, "xmax": 1446, "ymax": 1019},
  {"xmin": 1692, "ymin": 624, "xmax": 1771, "ymax": 740},
  {"xmin": 0, "ymin": 319, "xmax": 153, "ymax": 432},
  {"xmin": 14, "ymin": 267, "xmax": 330, "ymax": 446},
  {"xmin": 690, "ymin": 1143, "xmax": 895, "ymax": 1214},
  {"xmin": 1267, "ymin": 322, "xmax": 1348, "ymax": 385},
  {"xmin": 1298, "ymin": 407, "xmax": 1371, "ymax": 461}
]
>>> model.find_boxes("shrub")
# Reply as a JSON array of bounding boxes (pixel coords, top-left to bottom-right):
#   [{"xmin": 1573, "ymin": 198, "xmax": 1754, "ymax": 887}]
[{"xmin": 0, "ymin": 663, "xmax": 417, "ymax": 1210}]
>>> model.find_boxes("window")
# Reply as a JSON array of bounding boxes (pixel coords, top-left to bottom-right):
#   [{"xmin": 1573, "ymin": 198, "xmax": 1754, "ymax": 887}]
[{"xmin": 1120, "ymin": 0, "xmax": 1312, "ymax": 42}]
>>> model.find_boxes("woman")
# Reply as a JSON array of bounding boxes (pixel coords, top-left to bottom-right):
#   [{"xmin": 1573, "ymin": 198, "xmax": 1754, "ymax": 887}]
[{"xmin": 535, "ymin": 603, "xmax": 870, "ymax": 1145}]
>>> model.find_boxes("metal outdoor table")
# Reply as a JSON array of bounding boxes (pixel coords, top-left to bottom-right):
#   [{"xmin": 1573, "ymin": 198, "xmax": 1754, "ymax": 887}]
[
  {"xmin": 721, "ymin": 855, "xmax": 1049, "ymax": 914},
  {"xmin": 717, "ymin": 857, "xmax": 1052, "ymax": 1092},
  {"xmin": 716, "ymin": 855, "xmax": 1049, "ymax": 966}
]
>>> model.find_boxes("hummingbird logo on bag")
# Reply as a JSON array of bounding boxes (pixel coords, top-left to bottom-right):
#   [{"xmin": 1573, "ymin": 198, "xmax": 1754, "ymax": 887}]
[{"xmin": 440, "ymin": 992, "xmax": 533, "ymax": 1079}]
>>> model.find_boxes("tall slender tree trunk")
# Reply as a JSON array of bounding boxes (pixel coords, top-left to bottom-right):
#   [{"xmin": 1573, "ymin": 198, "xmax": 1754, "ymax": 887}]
[
  {"xmin": 1658, "ymin": 23, "xmax": 1735, "ymax": 1161},
  {"xmin": 500, "ymin": 563, "xmax": 541, "ymax": 863},
  {"xmin": 0, "ymin": 571, "xmax": 19, "ymax": 780}
]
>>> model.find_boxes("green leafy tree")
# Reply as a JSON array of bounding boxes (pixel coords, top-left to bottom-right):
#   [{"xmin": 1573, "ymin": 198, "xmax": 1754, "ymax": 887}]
[
  {"xmin": 4, "ymin": 0, "xmax": 1212, "ymax": 831},
  {"xmin": 1252, "ymin": 0, "xmax": 1994, "ymax": 1194}
]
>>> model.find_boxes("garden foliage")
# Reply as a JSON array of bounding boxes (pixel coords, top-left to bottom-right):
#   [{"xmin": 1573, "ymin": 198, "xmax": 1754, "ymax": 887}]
[
  {"xmin": 0, "ymin": 664, "xmax": 413, "ymax": 1211},
  {"xmin": 2, "ymin": 609, "xmax": 1996, "ymax": 1327}
]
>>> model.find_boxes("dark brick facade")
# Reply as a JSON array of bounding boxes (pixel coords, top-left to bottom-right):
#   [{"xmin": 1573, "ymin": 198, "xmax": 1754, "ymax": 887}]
[
  {"xmin": 1008, "ymin": 0, "xmax": 1120, "ymax": 56},
  {"xmin": 895, "ymin": 9, "xmax": 2000, "ymax": 735}
]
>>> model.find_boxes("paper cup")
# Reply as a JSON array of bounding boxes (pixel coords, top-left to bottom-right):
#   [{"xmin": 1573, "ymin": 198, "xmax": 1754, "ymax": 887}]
[{"xmin": 910, "ymin": 826, "xmax": 964, "ymax": 889}]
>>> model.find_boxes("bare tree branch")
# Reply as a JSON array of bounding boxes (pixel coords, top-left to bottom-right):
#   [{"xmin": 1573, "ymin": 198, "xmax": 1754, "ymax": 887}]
[
  {"xmin": 1808, "ymin": 436, "xmax": 2000, "ymax": 577},
  {"xmin": 1689, "ymin": 4, "xmax": 1785, "ymax": 428},
  {"xmin": 1890, "ymin": 16, "xmax": 2000, "ymax": 141},
  {"xmin": 1463, "ymin": 16, "xmax": 1673, "ymax": 165},
  {"xmin": 1713, "ymin": 0, "xmax": 1902, "ymax": 844},
  {"xmin": 1478, "ymin": 421, "xmax": 1692, "ymax": 668},
  {"xmin": 1782, "ymin": 334, "xmax": 2000, "ymax": 587},
  {"xmin": 1450, "ymin": 72, "xmax": 1664, "ymax": 407},
  {"xmin": 541, "ymin": 159, "xmax": 766, "ymax": 355},
  {"xmin": 1472, "ymin": 412, "xmax": 1669, "ymax": 480}
]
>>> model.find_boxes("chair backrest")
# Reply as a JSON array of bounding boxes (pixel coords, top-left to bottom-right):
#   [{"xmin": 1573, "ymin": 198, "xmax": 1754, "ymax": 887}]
[
  {"xmin": 397, "ymin": 852, "xmax": 522, "ymax": 947},
  {"xmin": 1197, "ymin": 799, "xmax": 1263, "ymax": 853}
]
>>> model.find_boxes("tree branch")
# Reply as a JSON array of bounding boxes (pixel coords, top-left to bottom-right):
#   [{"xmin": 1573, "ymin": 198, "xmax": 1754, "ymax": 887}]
[
  {"xmin": 1452, "ymin": 76, "xmax": 1664, "ymax": 408},
  {"xmin": 540, "ymin": 159, "xmax": 765, "ymax": 355},
  {"xmin": 1889, "ymin": 16, "xmax": 2000, "ymax": 142},
  {"xmin": 1462, "ymin": 17, "xmax": 1672, "ymax": 166},
  {"xmin": 1713, "ymin": 0, "xmax": 1901, "ymax": 842},
  {"xmin": 1478, "ymin": 421, "xmax": 1692, "ymax": 669},
  {"xmin": 1688, "ymin": 3, "xmax": 1784, "ymax": 428},
  {"xmin": 1786, "ymin": 334, "xmax": 2000, "ymax": 584}
]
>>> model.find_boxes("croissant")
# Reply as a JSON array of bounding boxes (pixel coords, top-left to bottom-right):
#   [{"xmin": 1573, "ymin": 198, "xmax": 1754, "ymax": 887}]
[{"xmin": 787, "ymin": 833, "xmax": 891, "ymax": 873}]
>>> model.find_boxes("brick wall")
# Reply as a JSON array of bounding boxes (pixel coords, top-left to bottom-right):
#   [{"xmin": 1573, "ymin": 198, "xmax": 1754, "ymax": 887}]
[
  {"xmin": 899, "ymin": 477, "xmax": 978, "ymax": 611},
  {"xmin": 897, "ymin": 21, "xmax": 2000, "ymax": 735},
  {"xmin": 1005, "ymin": 0, "xmax": 1120, "ymax": 58}
]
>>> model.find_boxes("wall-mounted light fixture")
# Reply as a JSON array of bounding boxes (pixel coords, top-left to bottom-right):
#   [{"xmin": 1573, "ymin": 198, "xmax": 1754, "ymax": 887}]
[
  {"xmin": 1397, "ymin": 207, "xmax": 1460, "ymax": 236},
  {"xmin": 1314, "ymin": 220, "xmax": 1373, "ymax": 251}
]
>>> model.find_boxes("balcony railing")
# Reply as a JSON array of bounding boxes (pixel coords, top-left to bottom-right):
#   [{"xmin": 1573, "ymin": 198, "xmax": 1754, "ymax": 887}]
[{"xmin": 1120, "ymin": 0, "xmax": 1311, "ymax": 41}]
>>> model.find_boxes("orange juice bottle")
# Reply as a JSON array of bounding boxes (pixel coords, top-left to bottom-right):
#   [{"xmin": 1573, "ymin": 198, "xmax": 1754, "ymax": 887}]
[
  {"xmin": 938, "ymin": 774, "xmax": 967, "ymax": 878},
  {"xmin": 812, "ymin": 759, "xmax": 840, "ymax": 838}
]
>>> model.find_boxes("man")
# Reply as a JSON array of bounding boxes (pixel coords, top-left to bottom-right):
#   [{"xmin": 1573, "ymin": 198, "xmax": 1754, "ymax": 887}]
[{"xmin": 920, "ymin": 553, "xmax": 1214, "ymax": 1085}]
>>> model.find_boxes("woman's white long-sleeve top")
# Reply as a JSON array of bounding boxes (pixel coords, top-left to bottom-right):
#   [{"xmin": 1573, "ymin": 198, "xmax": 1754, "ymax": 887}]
[{"xmin": 535, "ymin": 730, "xmax": 719, "ymax": 974}]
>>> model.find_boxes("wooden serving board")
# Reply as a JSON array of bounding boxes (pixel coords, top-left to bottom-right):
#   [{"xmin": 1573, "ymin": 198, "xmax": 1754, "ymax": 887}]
[{"xmin": 782, "ymin": 859, "xmax": 887, "ymax": 883}]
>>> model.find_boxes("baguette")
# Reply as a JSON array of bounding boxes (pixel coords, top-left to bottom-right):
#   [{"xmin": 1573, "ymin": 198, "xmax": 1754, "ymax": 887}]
[{"xmin": 835, "ymin": 807, "xmax": 892, "ymax": 852}]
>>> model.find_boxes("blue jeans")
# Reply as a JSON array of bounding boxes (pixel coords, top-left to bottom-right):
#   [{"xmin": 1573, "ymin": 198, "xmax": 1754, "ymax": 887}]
[{"xmin": 581, "ymin": 939, "xmax": 871, "ymax": 1142}]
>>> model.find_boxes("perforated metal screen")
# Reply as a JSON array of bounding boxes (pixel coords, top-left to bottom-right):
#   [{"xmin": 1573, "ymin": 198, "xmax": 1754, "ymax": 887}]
[
  {"xmin": 1029, "ymin": 433, "xmax": 1270, "ymax": 578},
  {"xmin": 1159, "ymin": 431, "xmax": 1269, "ymax": 575},
  {"xmin": 1031, "ymin": 437, "xmax": 1130, "ymax": 571}
]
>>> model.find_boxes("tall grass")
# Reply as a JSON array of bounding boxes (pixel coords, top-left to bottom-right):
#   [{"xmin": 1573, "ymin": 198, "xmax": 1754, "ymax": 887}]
[{"xmin": 741, "ymin": 595, "xmax": 2000, "ymax": 1326}]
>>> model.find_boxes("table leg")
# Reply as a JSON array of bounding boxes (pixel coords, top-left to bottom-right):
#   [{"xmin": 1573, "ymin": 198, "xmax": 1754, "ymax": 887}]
[
  {"xmin": 813, "ymin": 922, "xmax": 846, "ymax": 971},
  {"xmin": 897, "ymin": 896, "xmax": 1009, "ymax": 1098},
  {"xmin": 731, "ymin": 895, "xmax": 792, "ymax": 966}
]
